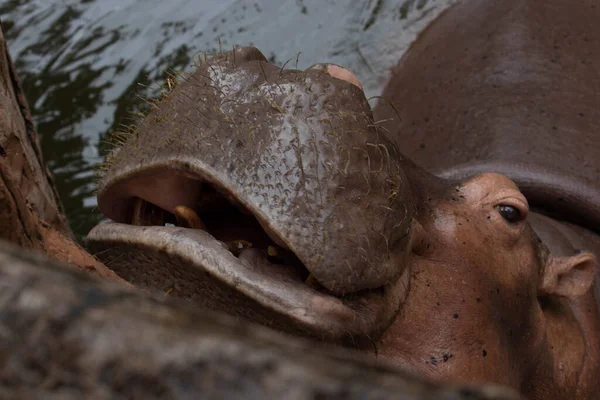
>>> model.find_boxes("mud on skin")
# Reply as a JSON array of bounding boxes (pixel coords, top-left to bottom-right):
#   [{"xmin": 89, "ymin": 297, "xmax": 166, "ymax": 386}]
[{"xmin": 88, "ymin": 1, "xmax": 600, "ymax": 398}]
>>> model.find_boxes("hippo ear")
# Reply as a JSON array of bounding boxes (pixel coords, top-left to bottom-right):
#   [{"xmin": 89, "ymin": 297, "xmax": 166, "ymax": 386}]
[{"xmin": 540, "ymin": 252, "xmax": 597, "ymax": 298}]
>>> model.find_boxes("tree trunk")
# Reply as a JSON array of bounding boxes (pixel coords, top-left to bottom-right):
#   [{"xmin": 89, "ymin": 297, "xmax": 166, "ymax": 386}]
[
  {"xmin": 0, "ymin": 21, "xmax": 70, "ymax": 241},
  {"xmin": 0, "ymin": 22, "xmax": 124, "ymax": 283},
  {"xmin": 0, "ymin": 240, "xmax": 522, "ymax": 400}
]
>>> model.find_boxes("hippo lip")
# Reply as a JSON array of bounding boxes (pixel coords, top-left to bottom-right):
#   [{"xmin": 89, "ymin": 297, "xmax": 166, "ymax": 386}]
[
  {"xmin": 87, "ymin": 223, "xmax": 389, "ymax": 337},
  {"xmin": 87, "ymin": 165, "xmax": 409, "ymax": 339},
  {"xmin": 87, "ymin": 46, "xmax": 415, "ymax": 337}
]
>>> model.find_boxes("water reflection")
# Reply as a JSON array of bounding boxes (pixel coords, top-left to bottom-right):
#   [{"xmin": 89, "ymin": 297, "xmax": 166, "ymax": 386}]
[{"xmin": 2, "ymin": 0, "xmax": 454, "ymax": 242}]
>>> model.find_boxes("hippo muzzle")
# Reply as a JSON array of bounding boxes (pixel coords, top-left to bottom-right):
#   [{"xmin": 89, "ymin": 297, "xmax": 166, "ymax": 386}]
[{"xmin": 88, "ymin": 47, "xmax": 414, "ymax": 339}]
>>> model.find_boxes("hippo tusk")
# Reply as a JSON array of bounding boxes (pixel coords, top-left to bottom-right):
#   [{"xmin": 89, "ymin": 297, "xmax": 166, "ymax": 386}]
[{"xmin": 174, "ymin": 205, "xmax": 207, "ymax": 230}]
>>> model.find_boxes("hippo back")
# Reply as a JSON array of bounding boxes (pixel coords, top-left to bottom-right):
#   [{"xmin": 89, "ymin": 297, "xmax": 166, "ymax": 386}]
[{"xmin": 374, "ymin": 0, "xmax": 600, "ymax": 235}]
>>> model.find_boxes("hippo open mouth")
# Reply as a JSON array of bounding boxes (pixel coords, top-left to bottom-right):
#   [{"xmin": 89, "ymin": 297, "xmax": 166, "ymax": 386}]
[
  {"xmin": 87, "ymin": 166, "xmax": 411, "ymax": 340},
  {"xmin": 87, "ymin": 47, "xmax": 414, "ymax": 340}
]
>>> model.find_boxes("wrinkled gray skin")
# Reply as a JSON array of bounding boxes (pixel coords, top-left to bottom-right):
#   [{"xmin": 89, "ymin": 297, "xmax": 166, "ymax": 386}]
[{"xmin": 90, "ymin": 47, "xmax": 413, "ymax": 338}]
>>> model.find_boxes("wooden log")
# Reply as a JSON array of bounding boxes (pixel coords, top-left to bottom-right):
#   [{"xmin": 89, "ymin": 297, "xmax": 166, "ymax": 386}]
[
  {"xmin": 0, "ymin": 240, "xmax": 522, "ymax": 400},
  {"xmin": 0, "ymin": 21, "xmax": 70, "ymax": 241},
  {"xmin": 0, "ymin": 22, "xmax": 124, "ymax": 283}
]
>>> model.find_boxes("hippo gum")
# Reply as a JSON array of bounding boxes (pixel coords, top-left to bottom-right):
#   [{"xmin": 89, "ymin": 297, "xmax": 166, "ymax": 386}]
[{"xmin": 87, "ymin": 0, "xmax": 600, "ymax": 398}]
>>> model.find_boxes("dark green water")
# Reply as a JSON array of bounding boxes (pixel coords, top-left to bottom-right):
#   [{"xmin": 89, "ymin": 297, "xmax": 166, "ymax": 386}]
[{"xmin": 1, "ymin": 0, "xmax": 453, "ymax": 242}]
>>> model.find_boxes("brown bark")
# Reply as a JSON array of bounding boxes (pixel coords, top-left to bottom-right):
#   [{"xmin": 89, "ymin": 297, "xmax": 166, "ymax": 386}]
[
  {"xmin": 0, "ymin": 240, "xmax": 522, "ymax": 400},
  {"xmin": 0, "ymin": 22, "xmax": 124, "ymax": 283},
  {"xmin": 0, "ymin": 21, "xmax": 69, "ymax": 240}
]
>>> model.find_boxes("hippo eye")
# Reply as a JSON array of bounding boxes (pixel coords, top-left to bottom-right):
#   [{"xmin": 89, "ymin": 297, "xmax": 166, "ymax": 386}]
[{"xmin": 496, "ymin": 205, "xmax": 523, "ymax": 223}]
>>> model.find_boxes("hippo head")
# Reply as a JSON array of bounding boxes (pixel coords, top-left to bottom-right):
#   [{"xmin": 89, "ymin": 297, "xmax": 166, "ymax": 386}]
[{"xmin": 87, "ymin": 48, "xmax": 598, "ymax": 396}]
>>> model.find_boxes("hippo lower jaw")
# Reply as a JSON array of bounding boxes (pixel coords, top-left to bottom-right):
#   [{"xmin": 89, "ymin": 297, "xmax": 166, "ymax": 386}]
[{"xmin": 87, "ymin": 166, "xmax": 410, "ymax": 340}]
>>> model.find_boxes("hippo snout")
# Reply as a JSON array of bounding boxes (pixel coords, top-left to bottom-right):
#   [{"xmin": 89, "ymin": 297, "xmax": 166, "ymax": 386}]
[{"xmin": 88, "ymin": 47, "xmax": 416, "ymax": 338}]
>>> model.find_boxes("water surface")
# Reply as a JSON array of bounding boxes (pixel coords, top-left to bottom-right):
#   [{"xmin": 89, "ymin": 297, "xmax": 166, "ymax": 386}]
[{"xmin": 1, "ymin": 0, "xmax": 455, "ymax": 241}]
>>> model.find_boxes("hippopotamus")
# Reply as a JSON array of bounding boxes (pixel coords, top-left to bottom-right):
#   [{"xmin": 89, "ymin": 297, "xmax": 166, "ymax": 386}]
[{"xmin": 87, "ymin": 0, "xmax": 600, "ymax": 398}]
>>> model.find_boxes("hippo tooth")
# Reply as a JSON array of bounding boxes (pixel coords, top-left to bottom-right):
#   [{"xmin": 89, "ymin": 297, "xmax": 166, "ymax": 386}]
[
  {"xmin": 267, "ymin": 246, "xmax": 278, "ymax": 257},
  {"xmin": 266, "ymin": 245, "xmax": 283, "ymax": 263},
  {"xmin": 130, "ymin": 197, "xmax": 145, "ymax": 225},
  {"xmin": 131, "ymin": 197, "xmax": 166, "ymax": 227},
  {"xmin": 174, "ymin": 205, "xmax": 207, "ymax": 230},
  {"xmin": 227, "ymin": 239, "xmax": 253, "ymax": 256}
]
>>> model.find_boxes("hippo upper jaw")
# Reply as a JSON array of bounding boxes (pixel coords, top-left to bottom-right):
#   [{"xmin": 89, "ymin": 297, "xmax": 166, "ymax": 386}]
[
  {"xmin": 87, "ymin": 159, "xmax": 412, "ymax": 340},
  {"xmin": 87, "ymin": 220, "xmax": 410, "ymax": 340}
]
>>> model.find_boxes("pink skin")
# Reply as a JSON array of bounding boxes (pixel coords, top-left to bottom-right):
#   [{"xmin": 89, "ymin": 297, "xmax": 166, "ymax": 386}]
[{"xmin": 328, "ymin": 67, "xmax": 598, "ymax": 396}]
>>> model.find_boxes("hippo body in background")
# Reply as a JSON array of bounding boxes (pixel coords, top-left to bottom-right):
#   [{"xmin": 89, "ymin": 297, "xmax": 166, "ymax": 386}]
[
  {"xmin": 87, "ymin": 0, "xmax": 600, "ymax": 399},
  {"xmin": 372, "ymin": 0, "xmax": 600, "ymax": 396},
  {"xmin": 375, "ymin": 0, "xmax": 600, "ymax": 269}
]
